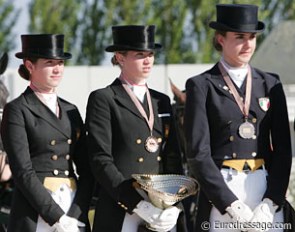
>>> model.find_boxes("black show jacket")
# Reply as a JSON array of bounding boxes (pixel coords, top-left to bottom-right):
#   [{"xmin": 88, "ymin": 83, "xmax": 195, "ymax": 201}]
[
  {"xmin": 185, "ymin": 64, "xmax": 292, "ymax": 225},
  {"xmin": 1, "ymin": 87, "xmax": 94, "ymax": 232},
  {"xmin": 86, "ymin": 78, "xmax": 184, "ymax": 231}
]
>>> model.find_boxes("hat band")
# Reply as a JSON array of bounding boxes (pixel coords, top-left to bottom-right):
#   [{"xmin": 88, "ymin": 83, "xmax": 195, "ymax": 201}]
[
  {"xmin": 23, "ymin": 48, "xmax": 65, "ymax": 57},
  {"xmin": 115, "ymin": 41, "xmax": 156, "ymax": 49},
  {"xmin": 226, "ymin": 23, "xmax": 259, "ymax": 30}
]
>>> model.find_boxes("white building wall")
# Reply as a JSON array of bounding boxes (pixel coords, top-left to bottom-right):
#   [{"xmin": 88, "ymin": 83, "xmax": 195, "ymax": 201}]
[{"xmin": 3, "ymin": 64, "xmax": 214, "ymax": 119}]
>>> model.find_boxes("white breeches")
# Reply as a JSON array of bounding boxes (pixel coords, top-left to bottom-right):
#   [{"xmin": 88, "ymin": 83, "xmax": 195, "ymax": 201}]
[
  {"xmin": 35, "ymin": 183, "xmax": 76, "ymax": 232},
  {"xmin": 209, "ymin": 168, "xmax": 283, "ymax": 232}
]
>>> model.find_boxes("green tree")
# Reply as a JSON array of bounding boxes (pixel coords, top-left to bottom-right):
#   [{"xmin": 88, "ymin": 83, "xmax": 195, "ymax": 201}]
[
  {"xmin": 26, "ymin": 0, "xmax": 295, "ymax": 65},
  {"xmin": 152, "ymin": 0, "xmax": 193, "ymax": 64},
  {"xmin": 79, "ymin": 0, "xmax": 191, "ymax": 65},
  {"xmin": 0, "ymin": 0, "xmax": 19, "ymax": 53},
  {"xmin": 77, "ymin": 0, "xmax": 154, "ymax": 65},
  {"xmin": 28, "ymin": 0, "xmax": 82, "ymax": 64},
  {"xmin": 75, "ymin": 0, "xmax": 107, "ymax": 65}
]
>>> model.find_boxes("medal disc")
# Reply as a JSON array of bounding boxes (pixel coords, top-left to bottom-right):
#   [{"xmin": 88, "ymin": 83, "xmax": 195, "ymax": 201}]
[
  {"xmin": 239, "ymin": 121, "xmax": 255, "ymax": 139},
  {"xmin": 145, "ymin": 136, "xmax": 159, "ymax": 153}
]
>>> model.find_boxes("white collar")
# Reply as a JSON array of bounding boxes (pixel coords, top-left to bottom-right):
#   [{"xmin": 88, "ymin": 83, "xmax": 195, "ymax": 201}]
[{"xmin": 220, "ymin": 58, "xmax": 248, "ymax": 88}]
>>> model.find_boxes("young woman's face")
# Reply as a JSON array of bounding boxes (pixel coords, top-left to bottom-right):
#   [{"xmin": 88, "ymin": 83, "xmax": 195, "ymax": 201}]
[
  {"xmin": 26, "ymin": 58, "xmax": 65, "ymax": 93},
  {"xmin": 217, "ymin": 32, "xmax": 257, "ymax": 67},
  {"xmin": 117, "ymin": 50, "xmax": 155, "ymax": 83}
]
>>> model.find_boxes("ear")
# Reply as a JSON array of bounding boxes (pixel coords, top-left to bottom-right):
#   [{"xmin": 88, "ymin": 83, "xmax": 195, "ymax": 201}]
[
  {"xmin": 115, "ymin": 52, "xmax": 124, "ymax": 64},
  {"xmin": 24, "ymin": 60, "xmax": 34, "ymax": 73},
  {"xmin": 216, "ymin": 33, "xmax": 224, "ymax": 47}
]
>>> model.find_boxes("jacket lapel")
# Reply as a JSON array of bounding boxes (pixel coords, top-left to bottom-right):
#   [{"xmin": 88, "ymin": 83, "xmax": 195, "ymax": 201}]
[
  {"xmin": 111, "ymin": 78, "xmax": 162, "ymax": 132},
  {"xmin": 111, "ymin": 78, "xmax": 146, "ymax": 119},
  {"xmin": 56, "ymin": 99, "xmax": 72, "ymax": 136},
  {"xmin": 23, "ymin": 87, "xmax": 71, "ymax": 137},
  {"xmin": 207, "ymin": 63, "xmax": 236, "ymax": 102},
  {"xmin": 208, "ymin": 64, "xmax": 267, "ymax": 115}
]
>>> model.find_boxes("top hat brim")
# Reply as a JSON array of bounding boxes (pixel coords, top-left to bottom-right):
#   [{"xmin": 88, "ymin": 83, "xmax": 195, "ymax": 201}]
[
  {"xmin": 15, "ymin": 52, "xmax": 72, "ymax": 60},
  {"xmin": 105, "ymin": 43, "xmax": 162, "ymax": 52},
  {"xmin": 209, "ymin": 21, "xmax": 265, "ymax": 33}
]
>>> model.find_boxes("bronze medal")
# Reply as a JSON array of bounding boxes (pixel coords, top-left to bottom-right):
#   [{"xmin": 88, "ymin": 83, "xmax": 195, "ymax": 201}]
[
  {"xmin": 239, "ymin": 121, "xmax": 255, "ymax": 139},
  {"xmin": 145, "ymin": 136, "xmax": 159, "ymax": 153}
]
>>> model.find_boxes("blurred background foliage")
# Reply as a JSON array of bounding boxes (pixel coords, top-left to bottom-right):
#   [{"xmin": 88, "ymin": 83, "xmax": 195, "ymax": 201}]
[{"xmin": 2, "ymin": 0, "xmax": 295, "ymax": 65}]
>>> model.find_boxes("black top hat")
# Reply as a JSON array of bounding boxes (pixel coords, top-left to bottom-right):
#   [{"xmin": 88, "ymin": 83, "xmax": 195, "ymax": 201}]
[
  {"xmin": 15, "ymin": 34, "xmax": 72, "ymax": 60},
  {"xmin": 105, "ymin": 25, "xmax": 162, "ymax": 52},
  {"xmin": 209, "ymin": 4, "xmax": 265, "ymax": 33}
]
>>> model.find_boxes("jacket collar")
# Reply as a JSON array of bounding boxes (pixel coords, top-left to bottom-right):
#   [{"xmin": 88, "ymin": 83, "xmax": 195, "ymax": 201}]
[
  {"xmin": 208, "ymin": 63, "xmax": 266, "ymax": 112},
  {"xmin": 208, "ymin": 63, "xmax": 264, "ymax": 95},
  {"xmin": 110, "ymin": 78, "xmax": 161, "ymax": 132},
  {"xmin": 22, "ymin": 87, "xmax": 71, "ymax": 137}
]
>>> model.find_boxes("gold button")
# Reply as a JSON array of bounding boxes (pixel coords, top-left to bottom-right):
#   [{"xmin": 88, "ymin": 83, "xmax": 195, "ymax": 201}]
[
  {"xmin": 64, "ymin": 170, "xmax": 69, "ymax": 176},
  {"xmin": 157, "ymin": 156, "xmax": 161, "ymax": 161},
  {"xmin": 252, "ymin": 152, "xmax": 257, "ymax": 157},
  {"xmin": 229, "ymin": 136, "xmax": 234, "ymax": 142},
  {"xmin": 67, "ymin": 139, "xmax": 72, "ymax": 144},
  {"xmin": 138, "ymin": 157, "xmax": 144, "ymax": 163},
  {"xmin": 50, "ymin": 140, "xmax": 56, "ymax": 146},
  {"xmin": 65, "ymin": 154, "xmax": 70, "ymax": 160},
  {"xmin": 232, "ymin": 153, "xmax": 237, "ymax": 158},
  {"xmin": 51, "ymin": 155, "xmax": 58, "ymax": 161},
  {"xmin": 136, "ymin": 139, "xmax": 142, "ymax": 144},
  {"xmin": 157, "ymin": 138, "xmax": 162, "ymax": 143},
  {"xmin": 252, "ymin": 118, "xmax": 257, "ymax": 123},
  {"xmin": 53, "ymin": 169, "xmax": 59, "ymax": 175}
]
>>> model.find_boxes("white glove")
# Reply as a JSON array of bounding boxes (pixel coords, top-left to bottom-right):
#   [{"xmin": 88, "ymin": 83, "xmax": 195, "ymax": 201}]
[
  {"xmin": 226, "ymin": 200, "xmax": 253, "ymax": 231},
  {"xmin": 156, "ymin": 206, "xmax": 181, "ymax": 232},
  {"xmin": 54, "ymin": 215, "xmax": 85, "ymax": 232},
  {"xmin": 133, "ymin": 200, "xmax": 180, "ymax": 232},
  {"xmin": 248, "ymin": 198, "xmax": 278, "ymax": 232}
]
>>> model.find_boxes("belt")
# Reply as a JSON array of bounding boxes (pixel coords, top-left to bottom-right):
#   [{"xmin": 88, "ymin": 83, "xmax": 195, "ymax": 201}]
[
  {"xmin": 43, "ymin": 177, "xmax": 76, "ymax": 192},
  {"xmin": 222, "ymin": 159, "xmax": 264, "ymax": 172}
]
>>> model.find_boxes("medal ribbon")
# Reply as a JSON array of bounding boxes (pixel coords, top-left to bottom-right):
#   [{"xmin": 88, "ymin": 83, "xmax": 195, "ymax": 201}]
[
  {"xmin": 218, "ymin": 62, "xmax": 252, "ymax": 119},
  {"xmin": 120, "ymin": 78, "xmax": 154, "ymax": 134}
]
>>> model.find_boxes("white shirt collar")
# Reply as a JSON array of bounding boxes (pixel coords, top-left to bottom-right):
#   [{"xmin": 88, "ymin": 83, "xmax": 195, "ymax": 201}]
[{"xmin": 220, "ymin": 58, "xmax": 248, "ymax": 88}]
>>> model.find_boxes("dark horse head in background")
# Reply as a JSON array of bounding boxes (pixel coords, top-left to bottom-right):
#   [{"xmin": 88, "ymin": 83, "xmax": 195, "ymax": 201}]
[
  {"xmin": 0, "ymin": 53, "xmax": 9, "ymax": 110},
  {"xmin": 170, "ymin": 79, "xmax": 187, "ymax": 170},
  {"xmin": 0, "ymin": 53, "xmax": 9, "ymax": 152},
  {"xmin": 170, "ymin": 80, "xmax": 198, "ymax": 231}
]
